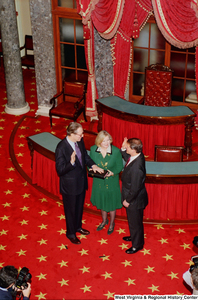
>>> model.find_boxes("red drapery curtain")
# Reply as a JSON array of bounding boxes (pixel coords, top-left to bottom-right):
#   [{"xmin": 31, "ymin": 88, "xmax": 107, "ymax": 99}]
[
  {"xmin": 152, "ymin": 0, "xmax": 198, "ymax": 101},
  {"xmin": 77, "ymin": 0, "xmax": 198, "ymax": 115},
  {"xmin": 111, "ymin": 0, "xmax": 153, "ymax": 98}
]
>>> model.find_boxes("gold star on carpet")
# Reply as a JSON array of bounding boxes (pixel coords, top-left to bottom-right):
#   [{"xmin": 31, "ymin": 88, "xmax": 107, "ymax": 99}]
[
  {"xmin": 78, "ymin": 249, "xmax": 89, "ymax": 256},
  {"xmin": 162, "ymin": 254, "xmax": 173, "ymax": 261},
  {"xmin": 82, "ymin": 219, "xmax": 86, "ymax": 224},
  {"xmin": 118, "ymin": 243, "xmax": 129, "ymax": 250},
  {"xmin": 58, "ymin": 244, "xmax": 67, "ymax": 250},
  {"xmin": 176, "ymin": 292, "xmax": 184, "ymax": 295},
  {"xmin": 4, "ymin": 190, "xmax": 13, "ymax": 195},
  {"xmin": 79, "ymin": 266, "xmax": 90, "ymax": 273},
  {"xmin": 180, "ymin": 243, "xmax": 191, "ymax": 250},
  {"xmin": 31, "ymin": 88, "xmax": 35, "ymax": 91},
  {"xmin": 36, "ymin": 273, "xmax": 47, "ymax": 280},
  {"xmin": 38, "ymin": 224, "xmax": 47, "ymax": 230},
  {"xmin": 39, "ymin": 198, "xmax": 48, "ymax": 203},
  {"xmin": 2, "ymin": 202, "xmax": 11, "ymax": 208},
  {"xmin": 30, "ymin": 95, "xmax": 35, "ymax": 98},
  {"xmin": 0, "ymin": 229, "xmax": 8, "ymax": 235},
  {"xmin": 78, "ymin": 234, "xmax": 87, "ymax": 240},
  {"xmin": 35, "ymin": 292, "xmax": 47, "ymax": 300},
  {"xmin": 57, "ymin": 228, "xmax": 66, "ymax": 235},
  {"xmin": 22, "ymin": 193, "xmax": 30, "ymax": 198},
  {"xmin": 175, "ymin": 228, "xmax": 185, "ymax": 233},
  {"xmin": 7, "ymin": 167, "xmax": 15, "ymax": 171},
  {"xmin": 18, "ymin": 234, "xmax": 28, "ymax": 240},
  {"xmin": 22, "ymin": 181, "xmax": 28, "ymax": 186},
  {"xmin": 39, "ymin": 210, "xmax": 48, "ymax": 216},
  {"xmin": 0, "ymin": 118, "xmax": 5, "ymax": 122},
  {"xmin": 20, "ymin": 206, "xmax": 29, "ymax": 212},
  {"xmin": 0, "ymin": 263, "xmax": 4, "ymax": 268},
  {"xmin": 121, "ymin": 260, "xmax": 132, "ymax": 267},
  {"xmin": 100, "ymin": 255, "xmax": 110, "ymax": 261},
  {"xmin": 17, "ymin": 143, "xmax": 24, "ymax": 147},
  {"xmin": 124, "ymin": 278, "xmax": 136, "ymax": 286},
  {"xmin": 148, "ymin": 284, "xmax": 159, "ymax": 292},
  {"xmin": 16, "ymin": 249, "xmax": 26, "ymax": 256},
  {"xmin": 103, "ymin": 291, "xmax": 115, "ymax": 299},
  {"xmin": 80, "ymin": 284, "xmax": 91, "ymax": 293},
  {"xmin": 56, "ymin": 201, "xmax": 62, "ymax": 207},
  {"xmin": 101, "ymin": 272, "xmax": 112, "ymax": 279},
  {"xmin": 19, "ymin": 134, "xmax": 25, "ymax": 138},
  {"xmin": 144, "ymin": 266, "xmax": 155, "ymax": 273},
  {"xmin": 1, "ymin": 215, "xmax": 10, "ymax": 221},
  {"xmin": 37, "ymin": 255, "xmax": 47, "ymax": 262},
  {"xmin": 51, "ymin": 130, "xmax": 56, "ymax": 134},
  {"xmin": 37, "ymin": 239, "xmax": 47, "ymax": 245},
  {"xmin": 19, "ymin": 220, "xmax": 29, "ymax": 225},
  {"xmin": 167, "ymin": 271, "xmax": 179, "ymax": 280},
  {"xmin": 141, "ymin": 248, "xmax": 151, "ymax": 255},
  {"xmin": 158, "ymin": 238, "xmax": 168, "ymax": 244},
  {"xmin": 6, "ymin": 178, "xmax": 14, "ymax": 183},
  {"xmin": 58, "ymin": 261, "xmax": 68, "ymax": 268},
  {"xmin": 57, "ymin": 214, "xmax": 65, "ymax": 220},
  {"xmin": 0, "ymin": 126, "xmax": 4, "ymax": 130},
  {"xmin": 154, "ymin": 224, "xmax": 164, "ymax": 230},
  {"xmin": 115, "ymin": 228, "xmax": 125, "ymax": 234},
  {"xmin": 20, "ymin": 126, "xmax": 26, "ymax": 130},
  {"xmin": 0, "ymin": 135, "xmax": 3, "ymax": 138},
  {"xmin": 35, "ymin": 120, "xmax": 41, "ymax": 123},
  {"xmin": 16, "ymin": 153, "xmax": 24, "ymax": 157},
  {"xmin": 31, "ymin": 82, "xmax": 35, "ymax": 85},
  {"xmin": 0, "ymin": 245, "xmax": 6, "ymax": 251},
  {"xmin": 98, "ymin": 238, "xmax": 108, "ymax": 245},
  {"xmin": 34, "ymin": 129, "xmax": 41, "ymax": 132},
  {"xmin": 58, "ymin": 278, "xmax": 69, "ymax": 287}
]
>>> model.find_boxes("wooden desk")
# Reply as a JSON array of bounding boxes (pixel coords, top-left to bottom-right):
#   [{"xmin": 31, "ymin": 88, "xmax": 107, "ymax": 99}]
[
  {"xmin": 96, "ymin": 96, "xmax": 196, "ymax": 158},
  {"xmin": 27, "ymin": 132, "xmax": 198, "ymax": 222}
]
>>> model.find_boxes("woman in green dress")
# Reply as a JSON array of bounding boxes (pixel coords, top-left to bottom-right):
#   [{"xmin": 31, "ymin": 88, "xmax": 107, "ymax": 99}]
[{"xmin": 90, "ymin": 130, "xmax": 123, "ymax": 234}]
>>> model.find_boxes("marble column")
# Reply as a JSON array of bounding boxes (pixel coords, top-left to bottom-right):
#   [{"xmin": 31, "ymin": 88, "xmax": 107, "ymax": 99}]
[
  {"xmin": 94, "ymin": 28, "xmax": 113, "ymax": 98},
  {"xmin": 0, "ymin": 0, "xmax": 30, "ymax": 115},
  {"xmin": 29, "ymin": 0, "xmax": 56, "ymax": 117}
]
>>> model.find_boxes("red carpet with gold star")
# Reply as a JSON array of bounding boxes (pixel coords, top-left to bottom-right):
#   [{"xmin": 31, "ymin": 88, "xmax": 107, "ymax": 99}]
[{"xmin": 1, "ymin": 65, "xmax": 198, "ymax": 299}]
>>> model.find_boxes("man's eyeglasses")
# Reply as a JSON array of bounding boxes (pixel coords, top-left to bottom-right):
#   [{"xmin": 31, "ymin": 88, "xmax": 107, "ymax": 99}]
[{"xmin": 75, "ymin": 132, "xmax": 84, "ymax": 137}]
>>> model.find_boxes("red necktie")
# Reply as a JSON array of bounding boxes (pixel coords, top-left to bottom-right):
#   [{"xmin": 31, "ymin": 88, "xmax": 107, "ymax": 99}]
[{"xmin": 125, "ymin": 157, "xmax": 130, "ymax": 168}]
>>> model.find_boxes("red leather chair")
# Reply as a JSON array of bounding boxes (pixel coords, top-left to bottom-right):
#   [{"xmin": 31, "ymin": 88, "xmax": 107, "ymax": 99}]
[
  {"xmin": 49, "ymin": 80, "xmax": 87, "ymax": 128},
  {"xmin": 142, "ymin": 64, "xmax": 173, "ymax": 107},
  {"xmin": 154, "ymin": 145, "xmax": 184, "ymax": 162}
]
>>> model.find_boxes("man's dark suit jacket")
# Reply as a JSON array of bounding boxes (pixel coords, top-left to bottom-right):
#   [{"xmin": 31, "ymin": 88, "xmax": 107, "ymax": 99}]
[
  {"xmin": 121, "ymin": 151, "xmax": 148, "ymax": 209},
  {"xmin": 55, "ymin": 137, "xmax": 95, "ymax": 195}
]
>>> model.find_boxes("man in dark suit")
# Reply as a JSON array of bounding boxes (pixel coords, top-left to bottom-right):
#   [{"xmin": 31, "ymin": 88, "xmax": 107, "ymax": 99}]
[
  {"xmin": 121, "ymin": 137, "xmax": 148, "ymax": 254},
  {"xmin": 55, "ymin": 122, "xmax": 103, "ymax": 245}
]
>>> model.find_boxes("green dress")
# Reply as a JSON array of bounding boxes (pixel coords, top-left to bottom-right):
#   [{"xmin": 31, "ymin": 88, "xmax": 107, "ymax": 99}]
[{"xmin": 90, "ymin": 144, "xmax": 123, "ymax": 212}]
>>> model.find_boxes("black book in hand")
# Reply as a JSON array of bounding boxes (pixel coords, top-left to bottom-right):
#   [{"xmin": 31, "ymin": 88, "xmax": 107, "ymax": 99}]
[{"xmin": 88, "ymin": 169, "xmax": 109, "ymax": 179}]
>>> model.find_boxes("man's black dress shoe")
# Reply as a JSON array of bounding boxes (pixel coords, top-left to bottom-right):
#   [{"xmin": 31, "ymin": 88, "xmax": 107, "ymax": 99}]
[
  {"xmin": 125, "ymin": 246, "xmax": 143, "ymax": 254},
  {"xmin": 68, "ymin": 237, "xmax": 81, "ymax": 244},
  {"xmin": 123, "ymin": 236, "xmax": 132, "ymax": 242},
  {"xmin": 77, "ymin": 228, "xmax": 90, "ymax": 235}
]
